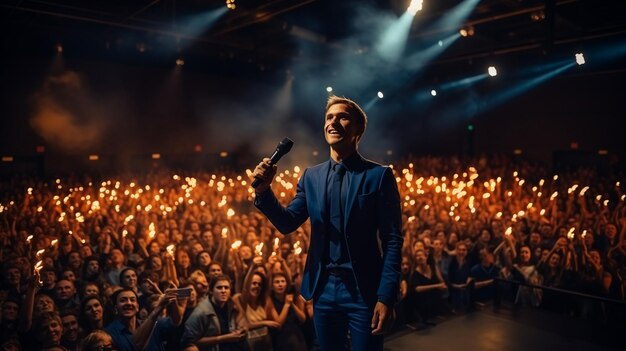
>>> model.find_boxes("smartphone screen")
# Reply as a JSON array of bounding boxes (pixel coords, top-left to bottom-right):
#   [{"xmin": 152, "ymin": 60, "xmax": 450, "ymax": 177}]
[{"xmin": 175, "ymin": 287, "xmax": 192, "ymax": 298}]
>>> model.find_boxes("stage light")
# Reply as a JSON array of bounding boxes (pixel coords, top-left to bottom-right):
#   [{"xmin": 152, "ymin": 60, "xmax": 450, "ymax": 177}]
[
  {"xmin": 56, "ymin": 44, "xmax": 63, "ymax": 53},
  {"xmin": 530, "ymin": 10, "xmax": 545, "ymax": 22},
  {"xmin": 176, "ymin": 58, "xmax": 185, "ymax": 66},
  {"xmin": 220, "ymin": 151, "xmax": 229, "ymax": 157},
  {"xmin": 1, "ymin": 156, "xmax": 14, "ymax": 162},
  {"xmin": 152, "ymin": 154, "xmax": 161, "ymax": 160},
  {"xmin": 377, "ymin": 91, "xmax": 384, "ymax": 99},
  {"xmin": 226, "ymin": 0, "xmax": 236, "ymax": 10},
  {"xmin": 575, "ymin": 53, "xmax": 586, "ymax": 65},
  {"xmin": 88, "ymin": 155, "xmax": 99, "ymax": 161},
  {"xmin": 431, "ymin": 89, "xmax": 437, "ymax": 96},
  {"xmin": 488, "ymin": 66, "xmax": 498, "ymax": 77},
  {"xmin": 326, "ymin": 86, "xmax": 333, "ymax": 93},
  {"xmin": 407, "ymin": 0, "xmax": 423, "ymax": 15},
  {"xmin": 459, "ymin": 25, "xmax": 475, "ymax": 37},
  {"xmin": 438, "ymin": 40, "xmax": 443, "ymax": 47}
]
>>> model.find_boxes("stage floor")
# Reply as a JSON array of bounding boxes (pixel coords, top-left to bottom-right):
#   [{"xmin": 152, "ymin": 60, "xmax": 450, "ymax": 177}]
[{"xmin": 384, "ymin": 308, "xmax": 622, "ymax": 351}]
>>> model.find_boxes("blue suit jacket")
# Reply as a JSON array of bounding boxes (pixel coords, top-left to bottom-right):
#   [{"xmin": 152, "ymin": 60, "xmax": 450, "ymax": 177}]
[{"xmin": 255, "ymin": 154, "xmax": 403, "ymax": 307}]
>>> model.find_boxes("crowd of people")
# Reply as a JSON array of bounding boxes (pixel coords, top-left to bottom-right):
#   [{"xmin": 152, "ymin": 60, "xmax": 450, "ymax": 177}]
[{"xmin": 0, "ymin": 154, "xmax": 624, "ymax": 350}]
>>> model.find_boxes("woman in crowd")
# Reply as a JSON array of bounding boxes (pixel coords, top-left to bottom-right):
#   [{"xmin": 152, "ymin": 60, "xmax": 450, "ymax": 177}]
[
  {"xmin": 408, "ymin": 249, "xmax": 448, "ymax": 323},
  {"xmin": 267, "ymin": 271, "xmax": 307, "ymax": 351},
  {"xmin": 232, "ymin": 270, "xmax": 280, "ymax": 351},
  {"xmin": 79, "ymin": 296, "xmax": 105, "ymax": 336}
]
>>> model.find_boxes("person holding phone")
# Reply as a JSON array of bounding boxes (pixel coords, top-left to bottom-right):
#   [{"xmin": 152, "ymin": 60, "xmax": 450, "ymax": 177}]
[{"xmin": 181, "ymin": 274, "xmax": 247, "ymax": 351}]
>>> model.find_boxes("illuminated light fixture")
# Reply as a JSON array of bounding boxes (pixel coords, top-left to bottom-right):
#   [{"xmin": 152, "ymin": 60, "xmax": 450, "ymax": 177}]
[
  {"xmin": 459, "ymin": 25, "xmax": 475, "ymax": 37},
  {"xmin": 88, "ymin": 155, "xmax": 99, "ymax": 161},
  {"xmin": 56, "ymin": 44, "xmax": 63, "ymax": 53},
  {"xmin": 152, "ymin": 153, "xmax": 161, "ymax": 160},
  {"xmin": 176, "ymin": 58, "xmax": 185, "ymax": 66},
  {"xmin": 377, "ymin": 91, "xmax": 384, "ymax": 99},
  {"xmin": 407, "ymin": 0, "xmax": 423, "ymax": 15},
  {"xmin": 513, "ymin": 149, "xmax": 523, "ymax": 155},
  {"xmin": 226, "ymin": 0, "xmax": 236, "ymax": 10},
  {"xmin": 1, "ymin": 156, "xmax": 14, "ymax": 162},
  {"xmin": 219, "ymin": 151, "xmax": 229, "ymax": 157},
  {"xmin": 326, "ymin": 86, "xmax": 333, "ymax": 93},
  {"xmin": 488, "ymin": 66, "xmax": 498, "ymax": 77},
  {"xmin": 575, "ymin": 52, "xmax": 585, "ymax": 65},
  {"xmin": 530, "ymin": 10, "xmax": 545, "ymax": 22},
  {"xmin": 431, "ymin": 89, "xmax": 437, "ymax": 96}
]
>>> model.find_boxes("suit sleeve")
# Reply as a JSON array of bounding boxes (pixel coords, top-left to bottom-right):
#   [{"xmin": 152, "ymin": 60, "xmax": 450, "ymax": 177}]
[
  {"xmin": 376, "ymin": 167, "xmax": 403, "ymax": 306},
  {"xmin": 254, "ymin": 169, "xmax": 310, "ymax": 234}
]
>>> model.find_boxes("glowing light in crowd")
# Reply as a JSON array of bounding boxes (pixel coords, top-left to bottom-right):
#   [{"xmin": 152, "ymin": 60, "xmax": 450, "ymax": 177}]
[
  {"xmin": 377, "ymin": 91, "xmax": 384, "ymax": 99},
  {"xmin": 167, "ymin": 245, "xmax": 175, "ymax": 259},
  {"xmin": 221, "ymin": 227, "xmax": 229, "ymax": 238},
  {"xmin": 149, "ymin": 222, "xmax": 156, "ymax": 239},
  {"xmin": 567, "ymin": 227, "xmax": 576, "ymax": 240},
  {"xmin": 255, "ymin": 242, "xmax": 264, "ymax": 256},
  {"xmin": 231, "ymin": 240, "xmax": 242, "ymax": 250},
  {"xmin": 488, "ymin": 66, "xmax": 498, "ymax": 77}
]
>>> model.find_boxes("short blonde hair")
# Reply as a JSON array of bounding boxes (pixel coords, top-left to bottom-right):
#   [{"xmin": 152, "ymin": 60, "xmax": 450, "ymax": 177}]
[{"xmin": 325, "ymin": 96, "xmax": 368, "ymax": 142}]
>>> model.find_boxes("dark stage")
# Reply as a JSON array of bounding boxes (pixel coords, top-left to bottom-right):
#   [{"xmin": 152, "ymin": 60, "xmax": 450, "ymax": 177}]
[{"xmin": 385, "ymin": 307, "xmax": 623, "ymax": 351}]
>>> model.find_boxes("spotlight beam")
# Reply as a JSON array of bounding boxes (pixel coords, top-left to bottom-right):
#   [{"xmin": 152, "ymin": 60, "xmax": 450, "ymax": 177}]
[
  {"xmin": 440, "ymin": 73, "xmax": 488, "ymax": 90},
  {"xmin": 0, "ymin": 3, "xmax": 248, "ymax": 49},
  {"xmin": 375, "ymin": 11, "xmax": 418, "ymax": 62},
  {"xmin": 480, "ymin": 61, "xmax": 575, "ymax": 112}
]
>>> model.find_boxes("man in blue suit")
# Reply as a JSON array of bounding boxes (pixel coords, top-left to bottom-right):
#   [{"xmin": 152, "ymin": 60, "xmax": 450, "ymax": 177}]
[{"xmin": 252, "ymin": 96, "xmax": 403, "ymax": 351}]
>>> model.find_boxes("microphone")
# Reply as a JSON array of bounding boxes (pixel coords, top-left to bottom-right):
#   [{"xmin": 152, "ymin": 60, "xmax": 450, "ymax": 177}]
[{"xmin": 252, "ymin": 137, "xmax": 294, "ymax": 188}]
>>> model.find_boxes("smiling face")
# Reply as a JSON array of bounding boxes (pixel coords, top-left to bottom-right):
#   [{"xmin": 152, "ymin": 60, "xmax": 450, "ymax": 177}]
[
  {"xmin": 61, "ymin": 314, "xmax": 79, "ymax": 342},
  {"xmin": 35, "ymin": 295, "xmax": 56, "ymax": 314},
  {"xmin": 38, "ymin": 315, "xmax": 63, "ymax": 346},
  {"xmin": 83, "ymin": 299, "xmax": 103, "ymax": 322},
  {"xmin": 114, "ymin": 291, "xmax": 138, "ymax": 319},
  {"xmin": 324, "ymin": 103, "xmax": 363, "ymax": 153},
  {"xmin": 121, "ymin": 270, "xmax": 137, "ymax": 289},
  {"xmin": 249, "ymin": 274, "xmax": 263, "ymax": 298}
]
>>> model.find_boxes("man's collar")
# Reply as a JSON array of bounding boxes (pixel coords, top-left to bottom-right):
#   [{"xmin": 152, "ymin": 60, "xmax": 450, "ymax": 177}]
[{"xmin": 330, "ymin": 152, "xmax": 362, "ymax": 171}]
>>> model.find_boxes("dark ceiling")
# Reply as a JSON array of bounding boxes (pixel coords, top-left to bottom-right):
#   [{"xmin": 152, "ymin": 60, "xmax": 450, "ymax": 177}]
[{"xmin": 2, "ymin": 0, "xmax": 626, "ymax": 77}]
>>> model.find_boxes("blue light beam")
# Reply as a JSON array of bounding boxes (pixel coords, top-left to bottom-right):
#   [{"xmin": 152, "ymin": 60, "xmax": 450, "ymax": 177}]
[
  {"xmin": 375, "ymin": 11, "xmax": 417, "ymax": 62},
  {"xmin": 481, "ymin": 61, "xmax": 575, "ymax": 112}
]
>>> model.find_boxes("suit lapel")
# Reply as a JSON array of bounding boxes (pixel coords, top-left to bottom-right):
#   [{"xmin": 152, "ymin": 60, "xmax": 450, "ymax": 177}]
[{"xmin": 318, "ymin": 160, "xmax": 331, "ymax": 222}]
